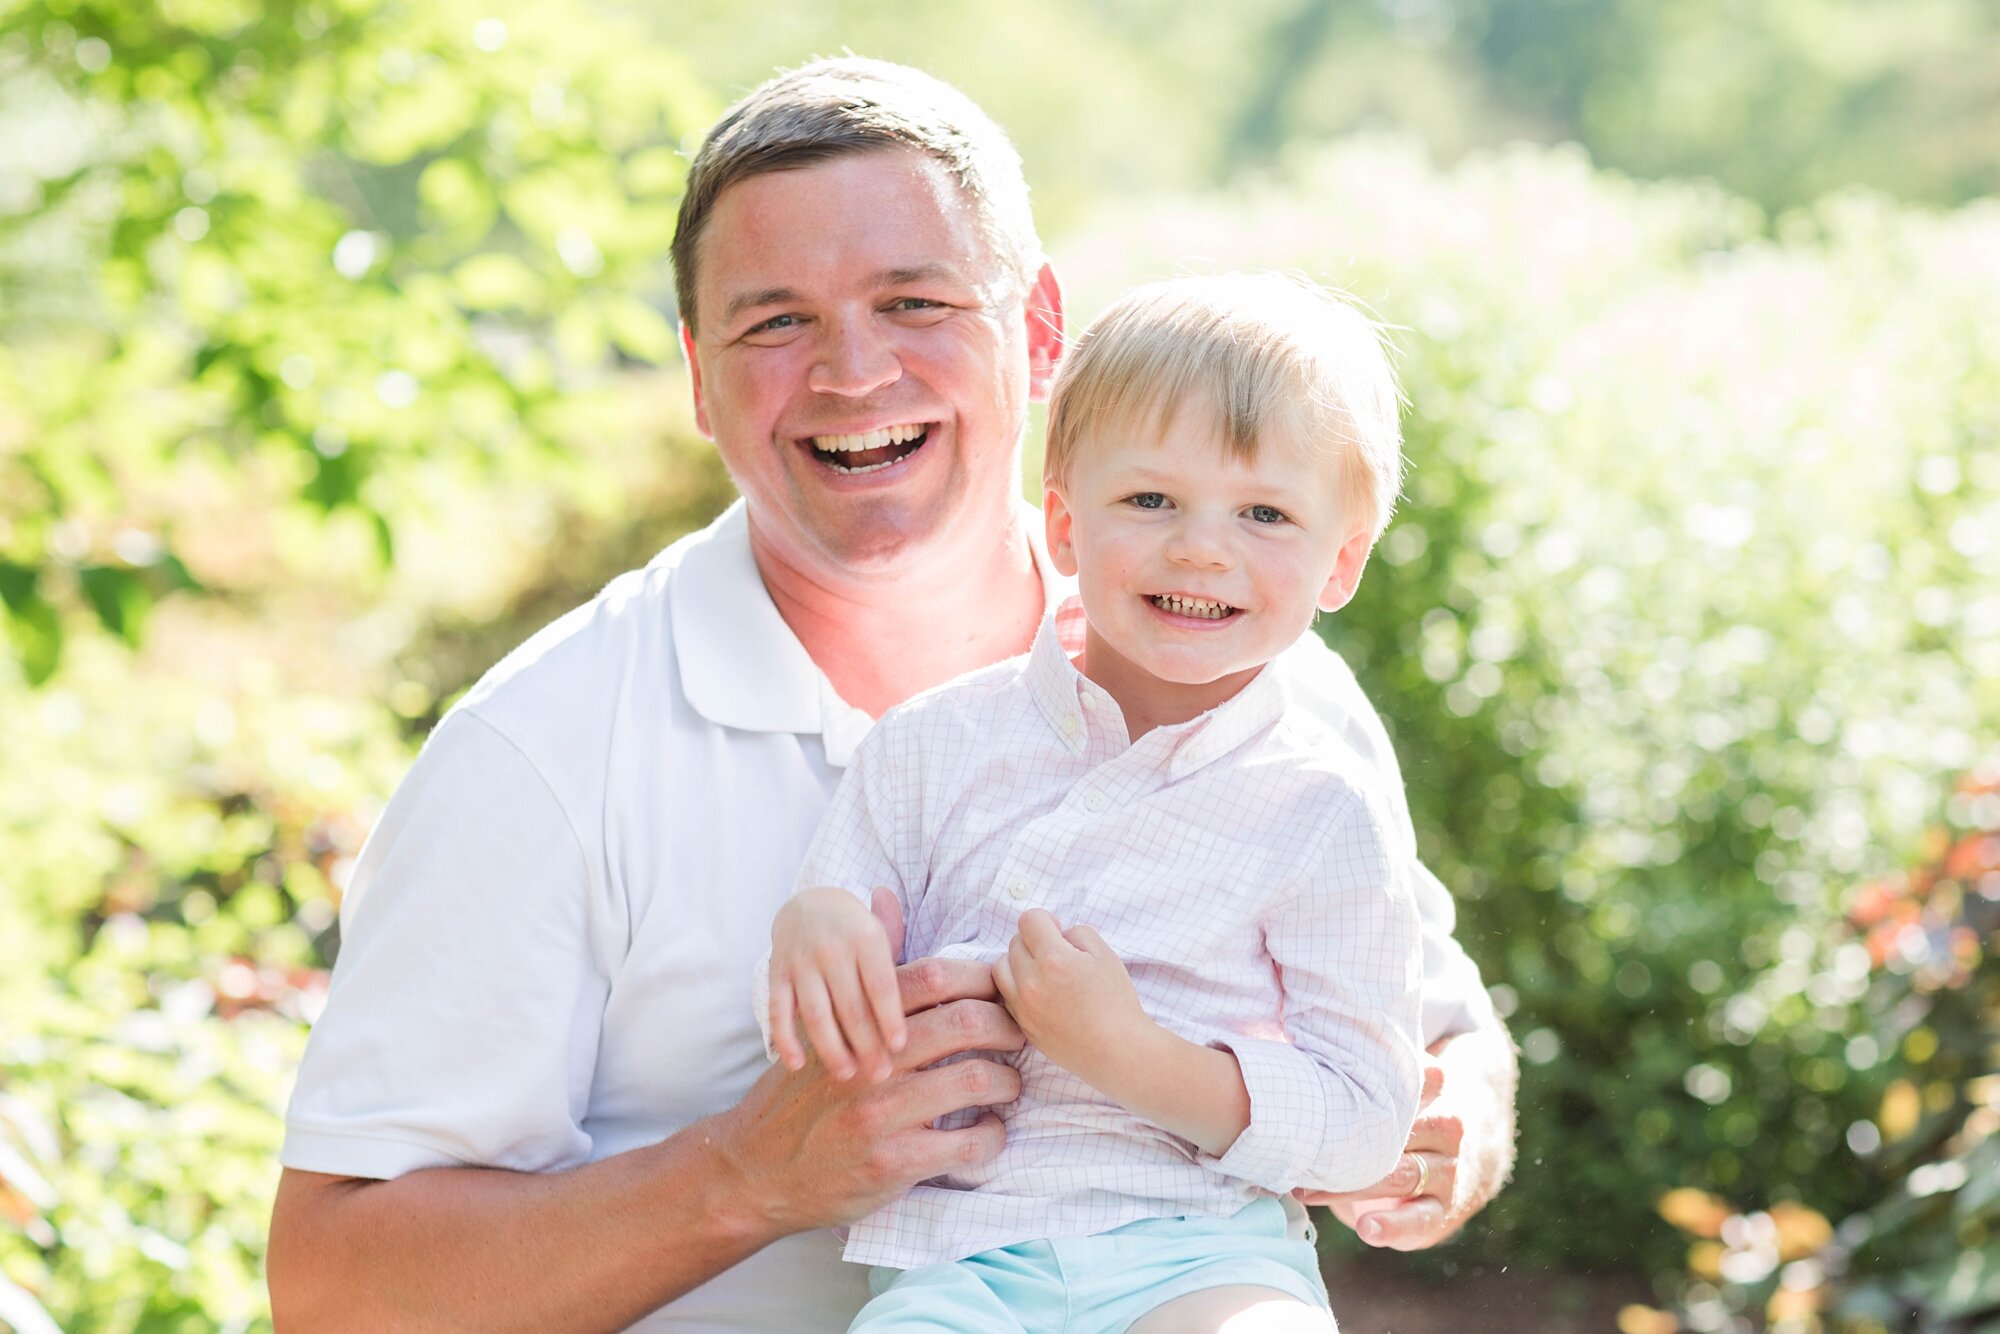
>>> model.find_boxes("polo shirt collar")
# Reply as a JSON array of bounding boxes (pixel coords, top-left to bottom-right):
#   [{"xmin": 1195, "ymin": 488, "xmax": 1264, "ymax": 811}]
[{"xmin": 671, "ymin": 499, "xmax": 1071, "ymax": 768}]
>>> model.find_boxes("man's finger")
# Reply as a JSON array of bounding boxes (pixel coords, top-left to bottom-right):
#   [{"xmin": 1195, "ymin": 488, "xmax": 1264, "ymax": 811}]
[
  {"xmin": 1014, "ymin": 907, "xmax": 1066, "ymax": 954},
  {"xmin": 897, "ymin": 956, "xmax": 998, "ymax": 1013},
  {"xmin": 897, "ymin": 998, "xmax": 1024, "ymax": 1069},
  {"xmin": 894, "ymin": 1058, "xmax": 1023, "ymax": 1128},
  {"xmin": 871, "ymin": 887, "xmax": 906, "ymax": 963},
  {"xmin": 1353, "ymin": 1194, "xmax": 1452, "ymax": 1251},
  {"xmin": 1418, "ymin": 1062, "xmax": 1444, "ymax": 1107},
  {"xmin": 899, "ymin": 1111, "xmax": 1007, "ymax": 1180}
]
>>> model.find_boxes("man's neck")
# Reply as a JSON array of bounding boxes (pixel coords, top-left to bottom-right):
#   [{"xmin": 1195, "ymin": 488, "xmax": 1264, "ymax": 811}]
[{"xmin": 749, "ymin": 509, "xmax": 1047, "ymax": 718}]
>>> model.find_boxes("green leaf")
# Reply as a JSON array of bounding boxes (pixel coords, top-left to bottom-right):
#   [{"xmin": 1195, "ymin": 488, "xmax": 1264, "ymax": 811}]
[
  {"xmin": 1, "ymin": 590, "xmax": 62, "ymax": 685},
  {"xmin": 77, "ymin": 565, "xmax": 152, "ymax": 646}
]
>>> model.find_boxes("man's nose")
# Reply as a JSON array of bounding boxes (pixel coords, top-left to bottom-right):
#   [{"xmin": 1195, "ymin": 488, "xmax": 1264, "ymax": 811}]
[{"xmin": 808, "ymin": 314, "xmax": 901, "ymax": 397}]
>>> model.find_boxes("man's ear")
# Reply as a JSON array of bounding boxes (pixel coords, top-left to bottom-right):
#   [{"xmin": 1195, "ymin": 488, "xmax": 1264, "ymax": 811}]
[
  {"xmin": 1043, "ymin": 485, "xmax": 1080, "ymax": 578},
  {"xmin": 1317, "ymin": 528, "xmax": 1375, "ymax": 614},
  {"xmin": 679, "ymin": 322, "xmax": 712, "ymax": 439},
  {"xmin": 1025, "ymin": 262, "xmax": 1064, "ymax": 404}
]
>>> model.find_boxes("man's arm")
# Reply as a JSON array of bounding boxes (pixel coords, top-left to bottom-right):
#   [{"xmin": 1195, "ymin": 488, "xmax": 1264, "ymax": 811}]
[{"xmin": 267, "ymin": 954, "xmax": 1023, "ymax": 1333}]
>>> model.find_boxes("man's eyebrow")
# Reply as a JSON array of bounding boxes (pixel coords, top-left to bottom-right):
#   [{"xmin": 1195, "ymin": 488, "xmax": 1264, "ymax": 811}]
[
  {"xmin": 874, "ymin": 263, "xmax": 967, "ymax": 287},
  {"xmin": 718, "ymin": 287, "xmax": 802, "ymax": 327}
]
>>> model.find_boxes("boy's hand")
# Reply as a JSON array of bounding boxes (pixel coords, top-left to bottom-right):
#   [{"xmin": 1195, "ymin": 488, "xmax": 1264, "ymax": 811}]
[
  {"xmin": 770, "ymin": 886, "xmax": 908, "ymax": 1082},
  {"xmin": 993, "ymin": 908, "xmax": 1151, "ymax": 1082}
]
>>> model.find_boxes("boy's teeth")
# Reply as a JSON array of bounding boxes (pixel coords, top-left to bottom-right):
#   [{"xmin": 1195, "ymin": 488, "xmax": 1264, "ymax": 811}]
[
  {"xmin": 811, "ymin": 423, "xmax": 926, "ymax": 452},
  {"xmin": 1152, "ymin": 594, "xmax": 1233, "ymax": 619}
]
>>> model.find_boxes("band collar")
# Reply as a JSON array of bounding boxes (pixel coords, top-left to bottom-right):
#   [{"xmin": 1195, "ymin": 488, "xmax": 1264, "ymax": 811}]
[{"xmin": 670, "ymin": 499, "xmax": 1072, "ymax": 768}]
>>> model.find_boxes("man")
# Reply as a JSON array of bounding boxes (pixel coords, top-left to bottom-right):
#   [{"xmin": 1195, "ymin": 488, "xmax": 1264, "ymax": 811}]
[{"xmin": 267, "ymin": 59, "xmax": 1516, "ymax": 1333}]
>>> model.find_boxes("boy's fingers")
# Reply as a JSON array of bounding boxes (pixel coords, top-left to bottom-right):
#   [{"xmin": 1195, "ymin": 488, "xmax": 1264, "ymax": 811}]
[
  {"xmin": 860, "ymin": 946, "xmax": 908, "ymax": 1057},
  {"xmin": 794, "ymin": 972, "xmax": 855, "ymax": 1080},
  {"xmin": 824, "ymin": 960, "xmax": 886, "ymax": 1078},
  {"xmin": 1014, "ymin": 908, "xmax": 1066, "ymax": 955},
  {"xmin": 1061, "ymin": 923, "xmax": 1112, "ymax": 957},
  {"xmin": 770, "ymin": 976, "xmax": 804, "ymax": 1070},
  {"xmin": 992, "ymin": 952, "xmax": 1017, "ymax": 1004}
]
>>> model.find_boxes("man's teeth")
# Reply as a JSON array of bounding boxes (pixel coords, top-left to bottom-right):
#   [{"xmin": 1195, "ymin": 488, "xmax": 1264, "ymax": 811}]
[
  {"xmin": 1152, "ymin": 594, "xmax": 1234, "ymax": 619},
  {"xmin": 811, "ymin": 424, "xmax": 927, "ymax": 453}
]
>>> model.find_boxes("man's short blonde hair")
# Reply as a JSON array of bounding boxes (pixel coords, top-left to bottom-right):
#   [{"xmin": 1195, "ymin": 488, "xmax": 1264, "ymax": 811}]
[
  {"xmin": 1043, "ymin": 273, "xmax": 1405, "ymax": 542},
  {"xmin": 672, "ymin": 57, "xmax": 1042, "ymax": 332}
]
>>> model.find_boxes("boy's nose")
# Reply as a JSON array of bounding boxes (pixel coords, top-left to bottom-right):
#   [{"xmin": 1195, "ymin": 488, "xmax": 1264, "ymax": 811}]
[
  {"xmin": 809, "ymin": 313, "xmax": 902, "ymax": 398},
  {"xmin": 1166, "ymin": 518, "xmax": 1233, "ymax": 569}
]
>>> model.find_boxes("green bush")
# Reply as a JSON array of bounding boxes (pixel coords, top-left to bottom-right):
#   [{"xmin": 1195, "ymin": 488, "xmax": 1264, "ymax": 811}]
[{"xmin": 1059, "ymin": 141, "xmax": 2000, "ymax": 1276}]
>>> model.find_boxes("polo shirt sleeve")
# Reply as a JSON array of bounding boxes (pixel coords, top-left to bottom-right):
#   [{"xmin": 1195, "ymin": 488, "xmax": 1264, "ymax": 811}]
[
  {"xmin": 282, "ymin": 710, "xmax": 610, "ymax": 1179},
  {"xmin": 1209, "ymin": 788, "xmax": 1426, "ymax": 1195}
]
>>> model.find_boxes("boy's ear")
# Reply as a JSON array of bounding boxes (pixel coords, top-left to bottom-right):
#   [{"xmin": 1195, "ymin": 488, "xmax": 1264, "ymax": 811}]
[
  {"xmin": 680, "ymin": 323, "xmax": 712, "ymax": 439},
  {"xmin": 1043, "ymin": 485, "xmax": 1080, "ymax": 578},
  {"xmin": 1024, "ymin": 262, "xmax": 1064, "ymax": 405},
  {"xmin": 1317, "ymin": 527, "xmax": 1374, "ymax": 614}
]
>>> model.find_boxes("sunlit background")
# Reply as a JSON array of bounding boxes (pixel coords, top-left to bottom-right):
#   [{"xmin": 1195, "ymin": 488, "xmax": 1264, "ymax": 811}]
[{"xmin": 2, "ymin": 2, "xmax": 1997, "ymax": 1330}]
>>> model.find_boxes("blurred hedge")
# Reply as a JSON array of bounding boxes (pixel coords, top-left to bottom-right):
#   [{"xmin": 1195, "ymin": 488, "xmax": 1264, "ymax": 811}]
[
  {"xmin": 1060, "ymin": 141, "xmax": 2000, "ymax": 1288},
  {"xmin": 5, "ymin": 15, "xmax": 2000, "ymax": 1331}
]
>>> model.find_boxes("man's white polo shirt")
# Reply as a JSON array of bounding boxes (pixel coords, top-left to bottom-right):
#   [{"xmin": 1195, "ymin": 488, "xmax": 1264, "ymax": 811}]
[{"xmin": 282, "ymin": 500, "xmax": 1494, "ymax": 1331}]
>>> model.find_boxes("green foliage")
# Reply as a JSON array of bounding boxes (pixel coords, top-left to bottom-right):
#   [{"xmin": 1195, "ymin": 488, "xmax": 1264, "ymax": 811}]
[
  {"xmin": 1059, "ymin": 139, "xmax": 2000, "ymax": 1276},
  {"xmin": 0, "ymin": 0, "xmax": 709, "ymax": 683}
]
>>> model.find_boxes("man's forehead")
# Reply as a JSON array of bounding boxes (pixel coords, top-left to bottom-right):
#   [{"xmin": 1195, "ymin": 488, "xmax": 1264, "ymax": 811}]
[{"xmin": 693, "ymin": 150, "xmax": 1007, "ymax": 313}]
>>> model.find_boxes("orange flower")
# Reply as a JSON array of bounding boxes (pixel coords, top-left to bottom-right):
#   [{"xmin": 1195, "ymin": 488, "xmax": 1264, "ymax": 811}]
[{"xmin": 1659, "ymin": 1187, "xmax": 1734, "ymax": 1238}]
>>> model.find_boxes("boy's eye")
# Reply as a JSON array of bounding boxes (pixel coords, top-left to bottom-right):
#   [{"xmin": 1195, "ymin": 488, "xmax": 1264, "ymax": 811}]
[
  {"xmin": 1128, "ymin": 492, "xmax": 1169, "ymax": 510},
  {"xmin": 1248, "ymin": 505, "xmax": 1287, "ymax": 524}
]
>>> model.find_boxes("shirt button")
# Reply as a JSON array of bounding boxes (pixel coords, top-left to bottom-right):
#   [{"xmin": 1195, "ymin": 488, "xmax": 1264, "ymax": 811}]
[
  {"xmin": 1008, "ymin": 878, "xmax": 1031, "ymax": 900},
  {"xmin": 1061, "ymin": 715, "xmax": 1082, "ymax": 739},
  {"xmin": 1083, "ymin": 790, "xmax": 1107, "ymax": 812}
]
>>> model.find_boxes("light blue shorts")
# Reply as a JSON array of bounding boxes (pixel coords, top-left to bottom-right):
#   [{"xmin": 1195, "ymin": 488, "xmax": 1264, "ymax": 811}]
[{"xmin": 851, "ymin": 1198, "xmax": 1330, "ymax": 1333}]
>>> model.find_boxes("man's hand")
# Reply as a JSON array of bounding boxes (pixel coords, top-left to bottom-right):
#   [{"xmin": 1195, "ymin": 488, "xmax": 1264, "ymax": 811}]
[
  {"xmin": 769, "ymin": 886, "xmax": 907, "ymax": 1081},
  {"xmin": 992, "ymin": 908, "xmax": 1150, "ymax": 1083},
  {"xmin": 1298, "ymin": 1027, "xmax": 1518, "ymax": 1250},
  {"xmin": 714, "ymin": 890, "xmax": 1027, "ymax": 1234}
]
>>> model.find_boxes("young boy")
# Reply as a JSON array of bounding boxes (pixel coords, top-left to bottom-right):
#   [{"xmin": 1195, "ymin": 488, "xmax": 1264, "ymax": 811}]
[{"xmin": 763, "ymin": 273, "xmax": 1424, "ymax": 1332}]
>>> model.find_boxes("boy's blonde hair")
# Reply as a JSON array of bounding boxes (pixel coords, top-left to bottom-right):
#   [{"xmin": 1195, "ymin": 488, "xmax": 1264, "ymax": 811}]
[{"xmin": 1043, "ymin": 273, "xmax": 1405, "ymax": 542}]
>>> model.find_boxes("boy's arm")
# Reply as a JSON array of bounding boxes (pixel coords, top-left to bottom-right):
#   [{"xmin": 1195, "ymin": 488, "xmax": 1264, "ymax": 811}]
[
  {"xmin": 996, "ymin": 793, "xmax": 1424, "ymax": 1185},
  {"xmin": 994, "ymin": 910, "xmax": 1252, "ymax": 1157},
  {"xmin": 759, "ymin": 715, "xmax": 928, "ymax": 1082},
  {"xmin": 1202, "ymin": 792, "xmax": 1426, "ymax": 1195}
]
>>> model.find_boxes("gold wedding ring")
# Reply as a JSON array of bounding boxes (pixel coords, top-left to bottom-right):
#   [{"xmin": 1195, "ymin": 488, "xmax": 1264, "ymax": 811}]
[{"xmin": 1409, "ymin": 1152, "xmax": 1431, "ymax": 1198}]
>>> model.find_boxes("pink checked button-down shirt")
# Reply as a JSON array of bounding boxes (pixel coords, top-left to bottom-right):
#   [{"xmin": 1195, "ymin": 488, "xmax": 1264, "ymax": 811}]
[{"xmin": 800, "ymin": 602, "xmax": 1425, "ymax": 1270}]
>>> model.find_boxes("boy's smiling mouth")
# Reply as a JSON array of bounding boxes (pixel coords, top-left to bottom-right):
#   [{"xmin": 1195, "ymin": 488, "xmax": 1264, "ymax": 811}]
[
  {"xmin": 1149, "ymin": 593, "xmax": 1239, "ymax": 621},
  {"xmin": 807, "ymin": 422, "xmax": 932, "ymax": 474}
]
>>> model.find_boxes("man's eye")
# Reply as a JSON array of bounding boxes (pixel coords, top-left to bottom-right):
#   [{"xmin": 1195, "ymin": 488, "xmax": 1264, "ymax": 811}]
[
  {"xmin": 1248, "ymin": 505, "xmax": 1287, "ymax": 524},
  {"xmin": 888, "ymin": 297, "xmax": 942, "ymax": 312},
  {"xmin": 1128, "ymin": 493, "xmax": 1168, "ymax": 510},
  {"xmin": 747, "ymin": 314, "xmax": 801, "ymax": 335}
]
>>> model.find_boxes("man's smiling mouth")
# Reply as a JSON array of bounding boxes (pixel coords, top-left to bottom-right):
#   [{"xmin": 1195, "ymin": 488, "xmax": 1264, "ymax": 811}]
[
  {"xmin": 808, "ymin": 423, "xmax": 931, "ymax": 474},
  {"xmin": 1150, "ymin": 594, "xmax": 1238, "ymax": 620}
]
